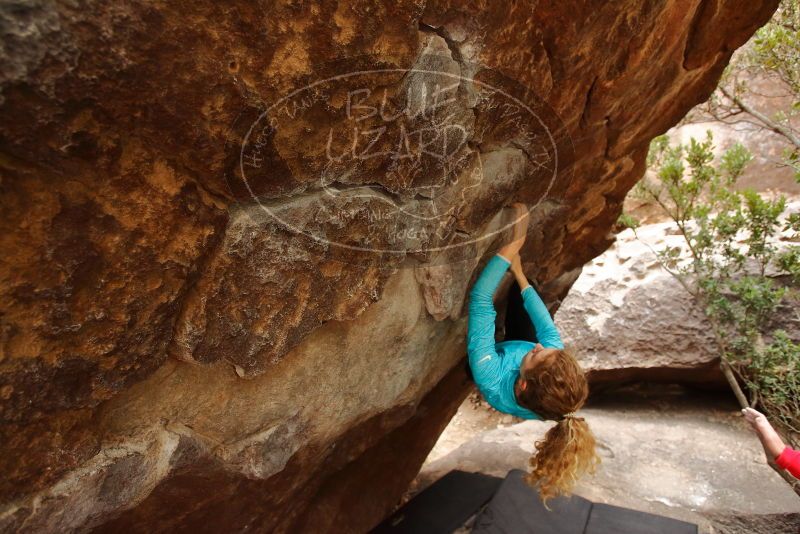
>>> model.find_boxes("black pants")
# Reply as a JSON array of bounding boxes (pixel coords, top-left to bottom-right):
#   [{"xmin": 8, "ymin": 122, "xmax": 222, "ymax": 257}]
[
  {"xmin": 504, "ymin": 279, "xmax": 538, "ymax": 344},
  {"xmin": 465, "ymin": 279, "xmax": 537, "ymax": 381}
]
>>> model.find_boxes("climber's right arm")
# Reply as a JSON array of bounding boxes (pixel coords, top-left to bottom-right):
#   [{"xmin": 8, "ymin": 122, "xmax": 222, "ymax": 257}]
[{"xmin": 466, "ymin": 254, "xmax": 509, "ymax": 389}]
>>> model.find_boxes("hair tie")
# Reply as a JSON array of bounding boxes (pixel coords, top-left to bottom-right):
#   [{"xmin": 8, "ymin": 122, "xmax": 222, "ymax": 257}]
[{"xmin": 559, "ymin": 412, "xmax": 576, "ymax": 421}]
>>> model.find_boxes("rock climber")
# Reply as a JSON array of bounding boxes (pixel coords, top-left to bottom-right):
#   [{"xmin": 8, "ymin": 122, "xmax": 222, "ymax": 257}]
[
  {"xmin": 466, "ymin": 202, "xmax": 599, "ymax": 501},
  {"xmin": 742, "ymin": 407, "xmax": 800, "ymax": 479}
]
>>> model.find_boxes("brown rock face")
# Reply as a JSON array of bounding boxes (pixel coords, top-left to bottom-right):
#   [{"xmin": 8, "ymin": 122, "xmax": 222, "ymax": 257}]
[{"xmin": 0, "ymin": 0, "xmax": 778, "ymax": 531}]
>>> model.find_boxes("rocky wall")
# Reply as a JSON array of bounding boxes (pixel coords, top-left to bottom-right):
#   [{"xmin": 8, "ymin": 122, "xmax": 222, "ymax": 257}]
[{"xmin": 0, "ymin": 0, "xmax": 779, "ymax": 531}]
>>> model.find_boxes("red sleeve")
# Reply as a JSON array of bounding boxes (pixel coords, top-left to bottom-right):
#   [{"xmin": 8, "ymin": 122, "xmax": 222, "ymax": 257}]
[{"xmin": 776, "ymin": 447, "xmax": 800, "ymax": 479}]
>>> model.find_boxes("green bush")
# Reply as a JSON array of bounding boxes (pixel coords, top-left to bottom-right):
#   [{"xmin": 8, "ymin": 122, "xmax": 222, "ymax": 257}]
[{"xmin": 632, "ymin": 131, "xmax": 800, "ymax": 447}]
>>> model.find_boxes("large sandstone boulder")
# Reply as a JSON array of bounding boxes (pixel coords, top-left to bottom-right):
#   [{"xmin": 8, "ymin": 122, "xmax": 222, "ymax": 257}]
[
  {"xmin": 556, "ymin": 204, "xmax": 800, "ymax": 390},
  {"xmin": 0, "ymin": 1, "xmax": 779, "ymax": 531},
  {"xmin": 556, "ymin": 221, "xmax": 725, "ymax": 388}
]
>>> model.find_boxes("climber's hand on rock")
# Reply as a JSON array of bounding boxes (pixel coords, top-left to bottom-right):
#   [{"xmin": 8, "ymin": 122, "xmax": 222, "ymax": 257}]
[{"xmin": 498, "ymin": 203, "xmax": 529, "ymax": 259}]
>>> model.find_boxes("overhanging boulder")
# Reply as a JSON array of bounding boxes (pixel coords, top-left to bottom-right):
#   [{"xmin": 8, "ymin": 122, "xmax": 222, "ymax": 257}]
[{"xmin": 0, "ymin": 0, "xmax": 779, "ymax": 531}]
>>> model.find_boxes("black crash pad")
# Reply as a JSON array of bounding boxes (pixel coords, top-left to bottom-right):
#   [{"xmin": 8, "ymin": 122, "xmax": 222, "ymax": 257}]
[
  {"xmin": 470, "ymin": 470, "xmax": 593, "ymax": 534},
  {"xmin": 371, "ymin": 470, "xmax": 502, "ymax": 534},
  {"xmin": 471, "ymin": 470, "xmax": 698, "ymax": 534},
  {"xmin": 585, "ymin": 502, "xmax": 697, "ymax": 534}
]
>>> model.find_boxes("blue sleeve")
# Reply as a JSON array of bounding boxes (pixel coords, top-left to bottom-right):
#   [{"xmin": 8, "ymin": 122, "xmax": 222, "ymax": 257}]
[
  {"xmin": 467, "ymin": 254, "xmax": 510, "ymax": 390},
  {"xmin": 521, "ymin": 286, "xmax": 564, "ymax": 349}
]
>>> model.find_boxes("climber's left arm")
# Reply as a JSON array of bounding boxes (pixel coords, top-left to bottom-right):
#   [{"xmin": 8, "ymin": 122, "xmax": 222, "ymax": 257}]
[
  {"xmin": 510, "ymin": 254, "xmax": 564, "ymax": 349},
  {"xmin": 466, "ymin": 254, "xmax": 510, "ymax": 390}
]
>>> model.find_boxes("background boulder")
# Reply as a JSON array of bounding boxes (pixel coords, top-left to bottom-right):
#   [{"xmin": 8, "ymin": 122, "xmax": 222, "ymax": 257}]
[{"xmin": 557, "ymin": 203, "xmax": 800, "ymax": 391}]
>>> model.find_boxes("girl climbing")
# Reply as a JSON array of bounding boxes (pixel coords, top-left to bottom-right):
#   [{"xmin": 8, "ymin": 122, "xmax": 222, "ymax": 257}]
[{"xmin": 467, "ymin": 203, "xmax": 599, "ymax": 501}]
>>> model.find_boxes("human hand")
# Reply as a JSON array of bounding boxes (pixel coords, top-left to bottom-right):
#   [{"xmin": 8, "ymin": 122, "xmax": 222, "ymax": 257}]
[
  {"xmin": 499, "ymin": 203, "xmax": 530, "ymax": 258},
  {"xmin": 742, "ymin": 407, "xmax": 786, "ymax": 460},
  {"xmin": 742, "ymin": 407, "xmax": 771, "ymax": 433}
]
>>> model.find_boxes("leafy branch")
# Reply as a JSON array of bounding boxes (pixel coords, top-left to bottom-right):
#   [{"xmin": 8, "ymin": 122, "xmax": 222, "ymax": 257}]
[{"xmin": 620, "ymin": 132, "xmax": 800, "ymax": 495}]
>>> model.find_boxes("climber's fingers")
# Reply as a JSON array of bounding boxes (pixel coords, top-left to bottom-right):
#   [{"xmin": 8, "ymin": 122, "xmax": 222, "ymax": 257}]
[
  {"xmin": 498, "ymin": 204, "xmax": 530, "ymax": 259},
  {"xmin": 511, "ymin": 203, "xmax": 530, "ymax": 241}
]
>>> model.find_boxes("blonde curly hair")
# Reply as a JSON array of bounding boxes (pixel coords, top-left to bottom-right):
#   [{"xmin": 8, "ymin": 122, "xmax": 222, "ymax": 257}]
[{"xmin": 516, "ymin": 348, "xmax": 599, "ymax": 502}]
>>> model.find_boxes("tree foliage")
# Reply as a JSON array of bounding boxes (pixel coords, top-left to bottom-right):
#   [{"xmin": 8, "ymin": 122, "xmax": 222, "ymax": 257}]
[
  {"xmin": 624, "ymin": 132, "xmax": 800, "ymax": 448},
  {"xmin": 689, "ymin": 0, "xmax": 800, "ymax": 180}
]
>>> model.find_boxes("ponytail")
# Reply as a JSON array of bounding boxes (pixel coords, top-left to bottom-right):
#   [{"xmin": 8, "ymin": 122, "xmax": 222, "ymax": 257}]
[
  {"xmin": 526, "ymin": 415, "xmax": 599, "ymax": 502},
  {"xmin": 516, "ymin": 348, "xmax": 600, "ymax": 501}
]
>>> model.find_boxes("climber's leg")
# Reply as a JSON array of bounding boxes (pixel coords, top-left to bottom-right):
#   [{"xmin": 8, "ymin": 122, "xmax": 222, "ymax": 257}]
[{"xmin": 504, "ymin": 278, "xmax": 538, "ymax": 343}]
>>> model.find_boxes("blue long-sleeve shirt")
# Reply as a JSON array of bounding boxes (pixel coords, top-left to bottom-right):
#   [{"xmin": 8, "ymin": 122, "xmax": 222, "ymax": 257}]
[{"xmin": 466, "ymin": 254, "xmax": 564, "ymax": 419}]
